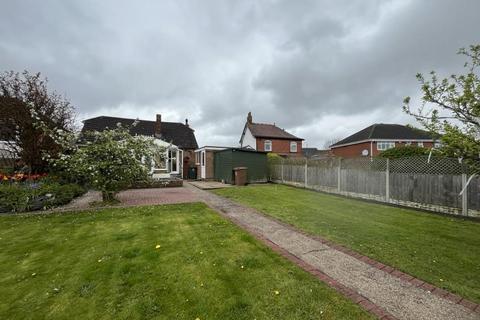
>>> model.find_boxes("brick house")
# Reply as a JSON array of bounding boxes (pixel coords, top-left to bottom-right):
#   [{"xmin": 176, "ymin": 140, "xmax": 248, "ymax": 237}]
[
  {"xmin": 239, "ymin": 112, "xmax": 303, "ymax": 157},
  {"xmin": 81, "ymin": 114, "xmax": 198, "ymax": 179},
  {"xmin": 330, "ymin": 123, "xmax": 438, "ymax": 158}
]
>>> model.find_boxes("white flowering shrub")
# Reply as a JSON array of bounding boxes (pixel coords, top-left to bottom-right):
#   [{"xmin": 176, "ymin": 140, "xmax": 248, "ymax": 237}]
[{"xmin": 51, "ymin": 125, "xmax": 164, "ymax": 201}]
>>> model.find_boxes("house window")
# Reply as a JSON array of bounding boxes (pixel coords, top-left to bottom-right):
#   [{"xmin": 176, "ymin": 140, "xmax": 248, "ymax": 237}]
[
  {"xmin": 434, "ymin": 141, "xmax": 442, "ymax": 148},
  {"xmin": 290, "ymin": 141, "xmax": 297, "ymax": 153},
  {"xmin": 417, "ymin": 142, "xmax": 424, "ymax": 147},
  {"xmin": 377, "ymin": 141, "xmax": 395, "ymax": 151},
  {"xmin": 201, "ymin": 151, "xmax": 205, "ymax": 166},
  {"xmin": 405, "ymin": 141, "xmax": 412, "ymax": 146},
  {"xmin": 168, "ymin": 149, "xmax": 177, "ymax": 172},
  {"xmin": 264, "ymin": 140, "xmax": 272, "ymax": 152}
]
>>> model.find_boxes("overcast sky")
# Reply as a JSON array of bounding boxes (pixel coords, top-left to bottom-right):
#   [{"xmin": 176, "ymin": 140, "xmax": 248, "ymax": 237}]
[{"xmin": 1, "ymin": 0, "xmax": 479, "ymax": 148}]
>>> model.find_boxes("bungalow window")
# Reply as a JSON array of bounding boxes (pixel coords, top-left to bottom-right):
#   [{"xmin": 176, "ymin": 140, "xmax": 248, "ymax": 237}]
[
  {"xmin": 264, "ymin": 140, "xmax": 272, "ymax": 152},
  {"xmin": 405, "ymin": 141, "xmax": 412, "ymax": 146},
  {"xmin": 417, "ymin": 142, "xmax": 424, "ymax": 147},
  {"xmin": 290, "ymin": 141, "xmax": 297, "ymax": 153},
  {"xmin": 377, "ymin": 141, "xmax": 395, "ymax": 151}
]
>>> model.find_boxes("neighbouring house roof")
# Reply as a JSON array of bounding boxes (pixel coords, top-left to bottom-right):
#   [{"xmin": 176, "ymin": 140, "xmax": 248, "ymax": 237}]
[
  {"xmin": 247, "ymin": 123, "xmax": 303, "ymax": 140},
  {"xmin": 81, "ymin": 116, "xmax": 198, "ymax": 149},
  {"xmin": 330, "ymin": 124, "xmax": 435, "ymax": 148}
]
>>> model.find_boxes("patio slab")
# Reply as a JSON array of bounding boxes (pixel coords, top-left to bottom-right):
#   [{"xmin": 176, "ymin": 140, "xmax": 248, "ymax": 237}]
[{"xmin": 188, "ymin": 180, "xmax": 234, "ymax": 190}]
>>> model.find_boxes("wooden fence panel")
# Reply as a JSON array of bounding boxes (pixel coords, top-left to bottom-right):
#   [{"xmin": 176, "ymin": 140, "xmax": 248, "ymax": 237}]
[
  {"xmin": 340, "ymin": 169, "xmax": 386, "ymax": 196},
  {"xmin": 307, "ymin": 166, "xmax": 337, "ymax": 188},
  {"xmin": 467, "ymin": 176, "xmax": 480, "ymax": 210},
  {"xmin": 389, "ymin": 173, "xmax": 462, "ymax": 209}
]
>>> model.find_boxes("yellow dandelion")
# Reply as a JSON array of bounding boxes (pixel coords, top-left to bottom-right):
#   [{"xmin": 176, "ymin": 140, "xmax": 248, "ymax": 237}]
[
  {"xmin": 98, "ymin": 259, "xmax": 102, "ymax": 263},
  {"xmin": 274, "ymin": 290, "xmax": 280, "ymax": 295},
  {"xmin": 241, "ymin": 265, "xmax": 244, "ymax": 269},
  {"xmin": 155, "ymin": 244, "xmax": 161, "ymax": 249}
]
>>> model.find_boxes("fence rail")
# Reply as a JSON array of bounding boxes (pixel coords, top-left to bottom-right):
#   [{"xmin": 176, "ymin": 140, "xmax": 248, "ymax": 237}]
[{"xmin": 269, "ymin": 156, "xmax": 479, "ymax": 217}]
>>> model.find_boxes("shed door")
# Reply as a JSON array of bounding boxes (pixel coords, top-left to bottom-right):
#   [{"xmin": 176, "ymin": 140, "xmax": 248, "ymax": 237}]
[{"xmin": 200, "ymin": 151, "xmax": 206, "ymax": 179}]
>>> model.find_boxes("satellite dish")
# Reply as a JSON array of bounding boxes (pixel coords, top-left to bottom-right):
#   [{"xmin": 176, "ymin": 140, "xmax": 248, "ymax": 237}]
[{"xmin": 361, "ymin": 149, "xmax": 369, "ymax": 156}]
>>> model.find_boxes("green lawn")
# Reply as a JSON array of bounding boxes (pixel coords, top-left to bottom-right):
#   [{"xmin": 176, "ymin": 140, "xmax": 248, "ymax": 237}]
[
  {"xmin": 213, "ymin": 184, "xmax": 480, "ymax": 303},
  {"xmin": 0, "ymin": 203, "xmax": 371, "ymax": 320}
]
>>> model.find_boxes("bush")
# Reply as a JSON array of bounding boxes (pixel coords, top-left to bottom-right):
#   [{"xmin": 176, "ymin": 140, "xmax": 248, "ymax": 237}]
[
  {"xmin": 0, "ymin": 181, "xmax": 85, "ymax": 213},
  {"xmin": 378, "ymin": 145, "xmax": 438, "ymax": 159}
]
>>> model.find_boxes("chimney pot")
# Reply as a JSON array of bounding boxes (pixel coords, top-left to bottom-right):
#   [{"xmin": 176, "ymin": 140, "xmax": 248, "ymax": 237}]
[{"xmin": 185, "ymin": 118, "xmax": 189, "ymax": 127}]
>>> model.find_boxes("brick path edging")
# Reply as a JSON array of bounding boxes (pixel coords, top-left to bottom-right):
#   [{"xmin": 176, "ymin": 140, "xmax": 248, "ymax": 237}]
[
  {"xmin": 210, "ymin": 204, "xmax": 398, "ymax": 319},
  {"xmin": 235, "ymin": 206, "xmax": 480, "ymax": 315}
]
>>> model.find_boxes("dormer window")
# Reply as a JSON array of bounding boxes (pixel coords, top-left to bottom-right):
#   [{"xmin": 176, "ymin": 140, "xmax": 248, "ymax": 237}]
[{"xmin": 264, "ymin": 140, "xmax": 272, "ymax": 152}]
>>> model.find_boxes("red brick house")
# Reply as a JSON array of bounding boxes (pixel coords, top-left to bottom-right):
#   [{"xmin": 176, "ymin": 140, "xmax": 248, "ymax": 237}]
[
  {"xmin": 330, "ymin": 123, "xmax": 438, "ymax": 158},
  {"xmin": 239, "ymin": 112, "xmax": 303, "ymax": 157}
]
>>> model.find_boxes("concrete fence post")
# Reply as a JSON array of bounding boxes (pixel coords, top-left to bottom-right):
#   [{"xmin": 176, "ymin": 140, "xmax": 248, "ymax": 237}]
[
  {"xmin": 337, "ymin": 158, "xmax": 342, "ymax": 192},
  {"xmin": 385, "ymin": 158, "xmax": 390, "ymax": 203},
  {"xmin": 281, "ymin": 159, "xmax": 284, "ymax": 183},
  {"xmin": 462, "ymin": 173, "xmax": 468, "ymax": 216},
  {"xmin": 304, "ymin": 159, "xmax": 308, "ymax": 188}
]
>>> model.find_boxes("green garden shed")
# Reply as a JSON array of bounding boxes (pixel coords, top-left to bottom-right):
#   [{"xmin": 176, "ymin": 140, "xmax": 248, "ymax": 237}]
[{"xmin": 214, "ymin": 148, "xmax": 268, "ymax": 184}]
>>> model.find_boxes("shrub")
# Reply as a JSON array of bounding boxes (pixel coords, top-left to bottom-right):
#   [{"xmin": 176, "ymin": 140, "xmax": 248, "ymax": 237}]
[
  {"xmin": 0, "ymin": 181, "xmax": 85, "ymax": 213},
  {"xmin": 378, "ymin": 145, "xmax": 439, "ymax": 159}
]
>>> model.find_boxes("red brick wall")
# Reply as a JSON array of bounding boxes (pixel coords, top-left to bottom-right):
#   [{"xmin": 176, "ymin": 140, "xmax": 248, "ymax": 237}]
[
  {"xmin": 331, "ymin": 142, "xmax": 372, "ymax": 158},
  {"xmin": 331, "ymin": 141, "xmax": 434, "ymax": 158},
  {"xmin": 256, "ymin": 138, "xmax": 303, "ymax": 157}
]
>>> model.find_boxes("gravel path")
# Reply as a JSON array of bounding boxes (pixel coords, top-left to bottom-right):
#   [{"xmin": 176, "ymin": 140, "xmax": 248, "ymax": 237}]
[{"xmin": 185, "ymin": 182, "xmax": 479, "ymax": 320}]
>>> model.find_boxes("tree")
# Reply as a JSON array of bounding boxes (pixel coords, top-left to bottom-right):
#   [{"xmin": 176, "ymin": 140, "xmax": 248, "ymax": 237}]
[
  {"xmin": 0, "ymin": 71, "xmax": 75, "ymax": 172},
  {"xmin": 323, "ymin": 138, "xmax": 341, "ymax": 149},
  {"xmin": 403, "ymin": 45, "xmax": 480, "ymax": 172},
  {"xmin": 51, "ymin": 124, "xmax": 165, "ymax": 202}
]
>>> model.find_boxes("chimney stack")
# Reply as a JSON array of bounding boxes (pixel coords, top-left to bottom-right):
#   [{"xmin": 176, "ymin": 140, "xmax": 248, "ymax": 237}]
[
  {"xmin": 185, "ymin": 118, "xmax": 189, "ymax": 127},
  {"xmin": 155, "ymin": 114, "xmax": 162, "ymax": 138},
  {"xmin": 247, "ymin": 112, "xmax": 253, "ymax": 124}
]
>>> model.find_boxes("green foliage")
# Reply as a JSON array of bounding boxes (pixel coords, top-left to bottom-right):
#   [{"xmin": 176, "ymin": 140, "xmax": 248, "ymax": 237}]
[
  {"xmin": 50, "ymin": 125, "xmax": 164, "ymax": 201},
  {"xmin": 0, "ymin": 181, "xmax": 85, "ymax": 213},
  {"xmin": 403, "ymin": 44, "xmax": 480, "ymax": 172},
  {"xmin": 379, "ymin": 145, "xmax": 434, "ymax": 158}
]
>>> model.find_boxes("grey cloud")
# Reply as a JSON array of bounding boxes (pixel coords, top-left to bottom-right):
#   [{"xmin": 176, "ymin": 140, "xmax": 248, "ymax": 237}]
[{"xmin": 1, "ymin": 0, "xmax": 479, "ymax": 148}]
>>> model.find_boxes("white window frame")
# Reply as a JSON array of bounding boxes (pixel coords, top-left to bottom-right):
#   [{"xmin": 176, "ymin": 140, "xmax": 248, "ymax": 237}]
[
  {"xmin": 377, "ymin": 141, "xmax": 395, "ymax": 151},
  {"xmin": 290, "ymin": 141, "xmax": 297, "ymax": 153},
  {"xmin": 264, "ymin": 140, "xmax": 272, "ymax": 152},
  {"xmin": 434, "ymin": 141, "xmax": 442, "ymax": 148},
  {"xmin": 405, "ymin": 141, "xmax": 412, "ymax": 146}
]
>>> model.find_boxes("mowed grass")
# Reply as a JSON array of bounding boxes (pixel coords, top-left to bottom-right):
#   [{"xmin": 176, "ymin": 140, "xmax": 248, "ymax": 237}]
[
  {"xmin": 0, "ymin": 203, "xmax": 371, "ymax": 320},
  {"xmin": 213, "ymin": 184, "xmax": 480, "ymax": 303}
]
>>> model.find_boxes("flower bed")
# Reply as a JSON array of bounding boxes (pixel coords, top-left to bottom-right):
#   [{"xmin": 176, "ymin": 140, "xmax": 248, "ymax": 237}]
[{"xmin": 0, "ymin": 175, "xmax": 86, "ymax": 213}]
